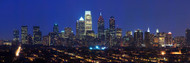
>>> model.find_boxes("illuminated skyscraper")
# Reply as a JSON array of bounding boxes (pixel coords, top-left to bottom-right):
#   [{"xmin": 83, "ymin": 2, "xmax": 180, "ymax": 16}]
[
  {"xmin": 61, "ymin": 30, "xmax": 65, "ymax": 38},
  {"xmin": 64, "ymin": 27, "xmax": 74, "ymax": 38},
  {"xmin": 144, "ymin": 28, "xmax": 151, "ymax": 48},
  {"xmin": 166, "ymin": 32, "xmax": 173, "ymax": 45},
  {"xmin": 21, "ymin": 26, "xmax": 28, "ymax": 44},
  {"xmin": 125, "ymin": 31, "xmax": 132, "ymax": 36},
  {"xmin": 13, "ymin": 29, "xmax": 19, "ymax": 45},
  {"xmin": 157, "ymin": 32, "xmax": 166, "ymax": 47},
  {"xmin": 33, "ymin": 26, "xmax": 42, "ymax": 44},
  {"xmin": 109, "ymin": 16, "xmax": 116, "ymax": 38},
  {"xmin": 174, "ymin": 36, "xmax": 185, "ymax": 47},
  {"xmin": 116, "ymin": 28, "xmax": 122, "ymax": 39},
  {"xmin": 13, "ymin": 29, "xmax": 19, "ymax": 41},
  {"xmin": 53, "ymin": 23, "xmax": 59, "ymax": 33},
  {"xmin": 123, "ymin": 31, "xmax": 134, "ymax": 47},
  {"xmin": 98, "ymin": 12, "xmax": 105, "ymax": 40},
  {"xmin": 76, "ymin": 17, "xmax": 85, "ymax": 39},
  {"xmin": 134, "ymin": 29, "xmax": 143, "ymax": 47},
  {"xmin": 27, "ymin": 34, "xmax": 33, "ymax": 45},
  {"xmin": 42, "ymin": 35, "xmax": 51, "ymax": 46},
  {"xmin": 85, "ymin": 11, "xmax": 92, "ymax": 35},
  {"xmin": 186, "ymin": 28, "xmax": 190, "ymax": 46}
]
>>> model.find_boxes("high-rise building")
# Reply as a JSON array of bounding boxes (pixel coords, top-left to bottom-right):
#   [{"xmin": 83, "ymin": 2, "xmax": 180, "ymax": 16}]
[
  {"xmin": 42, "ymin": 35, "xmax": 51, "ymax": 46},
  {"xmin": 98, "ymin": 12, "xmax": 105, "ymax": 40},
  {"xmin": 123, "ymin": 31, "xmax": 134, "ymax": 47},
  {"xmin": 157, "ymin": 32, "xmax": 166, "ymax": 47},
  {"xmin": 21, "ymin": 26, "xmax": 28, "ymax": 44},
  {"xmin": 125, "ymin": 31, "xmax": 132, "ymax": 37},
  {"xmin": 116, "ymin": 28, "xmax": 122, "ymax": 39},
  {"xmin": 48, "ymin": 32, "xmax": 57, "ymax": 45},
  {"xmin": 76, "ymin": 17, "xmax": 85, "ymax": 39},
  {"xmin": 13, "ymin": 29, "xmax": 19, "ymax": 45},
  {"xmin": 134, "ymin": 29, "xmax": 143, "ymax": 47},
  {"xmin": 166, "ymin": 32, "xmax": 173, "ymax": 45},
  {"xmin": 64, "ymin": 27, "xmax": 74, "ymax": 38},
  {"xmin": 13, "ymin": 29, "xmax": 19, "ymax": 41},
  {"xmin": 33, "ymin": 26, "xmax": 42, "ymax": 44},
  {"xmin": 27, "ymin": 34, "xmax": 33, "ymax": 45},
  {"xmin": 85, "ymin": 11, "xmax": 92, "ymax": 35},
  {"xmin": 144, "ymin": 28, "xmax": 151, "ymax": 48},
  {"xmin": 53, "ymin": 24, "xmax": 59, "ymax": 33},
  {"xmin": 61, "ymin": 30, "xmax": 65, "ymax": 38},
  {"xmin": 109, "ymin": 16, "xmax": 116, "ymax": 38},
  {"xmin": 186, "ymin": 28, "xmax": 190, "ymax": 46},
  {"xmin": 174, "ymin": 36, "xmax": 186, "ymax": 47}
]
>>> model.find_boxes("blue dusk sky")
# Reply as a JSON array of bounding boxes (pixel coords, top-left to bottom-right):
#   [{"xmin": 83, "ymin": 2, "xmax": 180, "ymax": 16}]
[{"xmin": 0, "ymin": 0, "xmax": 190, "ymax": 40}]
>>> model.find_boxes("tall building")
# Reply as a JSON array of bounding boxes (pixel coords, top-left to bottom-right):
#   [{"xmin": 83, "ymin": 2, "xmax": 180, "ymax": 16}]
[
  {"xmin": 33, "ymin": 26, "xmax": 42, "ymax": 44},
  {"xmin": 85, "ymin": 11, "xmax": 92, "ymax": 35},
  {"xmin": 21, "ymin": 26, "xmax": 28, "ymax": 44},
  {"xmin": 13, "ymin": 29, "xmax": 19, "ymax": 45},
  {"xmin": 116, "ymin": 28, "xmax": 122, "ymax": 39},
  {"xmin": 123, "ymin": 31, "xmax": 134, "ymax": 47},
  {"xmin": 98, "ymin": 12, "xmax": 105, "ymax": 40},
  {"xmin": 64, "ymin": 27, "xmax": 74, "ymax": 38},
  {"xmin": 109, "ymin": 16, "xmax": 116, "ymax": 38},
  {"xmin": 27, "ymin": 34, "xmax": 33, "ymax": 45},
  {"xmin": 13, "ymin": 29, "xmax": 19, "ymax": 41},
  {"xmin": 144, "ymin": 28, "xmax": 151, "ymax": 48},
  {"xmin": 186, "ymin": 28, "xmax": 190, "ymax": 46},
  {"xmin": 53, "ymin": 24, "xmax": 59, "ymax": 33},
  {"xmin": 134, "ymin": 29, "xmax": 143, "ymax": 47},
  {"xmin": 174, "ymin": 36, "xmax": 185, "ymax": 47},
  {"xmin": 61, "ymin": 30, "xmax": 65, "ymax": 38},
  {"xmin": 76, "ymin": 17, "xmax": 85, "ymax": 39},
  {"xmin": 42, "ymin": 35, "xmax": 51, "ymax": 46},
  {"xmin": 166, "ymin": 32, "xmax": 173, "ymax": 45},
  {"xmin": 125, "ymin": 31, "xmax": 132, "ymax": 36},
  {"xmin": 157, "ymin": 32, "xmax": 166, "ymax": 47}
]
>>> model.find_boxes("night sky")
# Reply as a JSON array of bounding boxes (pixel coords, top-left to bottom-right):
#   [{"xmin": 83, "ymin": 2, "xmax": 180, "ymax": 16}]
[{"xmin": 0, "ymin": 0, "xmax": 190, "ymax": 40}]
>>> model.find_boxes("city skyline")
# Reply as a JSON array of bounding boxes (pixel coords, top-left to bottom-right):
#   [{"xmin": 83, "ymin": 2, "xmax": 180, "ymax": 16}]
[{"xmin": 1, "ymin": 0, "xmax": 190, "ymax": 40}]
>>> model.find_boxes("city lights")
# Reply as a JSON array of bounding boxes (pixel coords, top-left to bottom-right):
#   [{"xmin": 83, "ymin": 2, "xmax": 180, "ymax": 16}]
[
  {"xmin": 16, "ymin": 46, "xmax": 21, "ymax": 56},
  {"xmin": 161, "ymin": 51, "xmax": 166, "ymax": 55}
]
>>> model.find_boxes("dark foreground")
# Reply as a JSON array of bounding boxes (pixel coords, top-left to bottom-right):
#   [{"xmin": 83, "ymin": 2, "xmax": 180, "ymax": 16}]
[{"xmin": 1, "ymin": 45, "xmax": 190, "ymax": 63}]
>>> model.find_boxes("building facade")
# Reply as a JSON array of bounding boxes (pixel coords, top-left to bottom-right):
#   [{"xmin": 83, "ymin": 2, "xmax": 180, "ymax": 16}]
[{"xmin": 21, "ymin": 26, "xmax": 28, "ymax": 44}]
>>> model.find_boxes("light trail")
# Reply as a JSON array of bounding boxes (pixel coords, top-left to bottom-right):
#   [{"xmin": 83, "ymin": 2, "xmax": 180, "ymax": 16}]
[{"xmin": 15, "ymin": 46, "xmax": 21, "ymax": 56}]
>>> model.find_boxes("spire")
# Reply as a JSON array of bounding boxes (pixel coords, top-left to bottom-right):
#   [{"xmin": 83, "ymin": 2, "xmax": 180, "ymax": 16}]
[
  {"xmin": 100, "ymin": 12, "xmax": 102, "ymax": 16},
  {"xmin": 156, "ymin": 28, "xmax": 159, "ymax": 33},
  {"xmin": 79, "ymin": 17, "xmax": 84, "ymax": 21},
  {"xmin": 147, "ymin": 27, "xmax": 150, "ymax": 32}
]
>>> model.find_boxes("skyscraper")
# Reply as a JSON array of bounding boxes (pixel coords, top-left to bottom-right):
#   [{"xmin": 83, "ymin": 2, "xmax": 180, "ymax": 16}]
[
  {"xmin": 98, "ymin": 12, "xmax": 105, "ymax": 40},
  {"xmin": 186, "ymin": 28, "xmax": 190, "ymax": 46},
  {"xmin": 85, "ymin": 11, "xmax": 92, "ymax": 35},
  {"xmin": 33, "ymin": 26, "xmax": 42, "ymax": 44},
  {"xmin": 64, "ymin": 27, "xmax": 74, "ymax": 38},
  {"xmin": 134, "ymin": 29, "xmax": 143, "ymax": 47},
  {"xmin": 21, "ymin": 26, "xmax": 28, "ymax": 44},
  {"xmin": 144, "ymin": 28, "xmax": 151, "ymax": 48},
  {"xmin": 76, "ymin": 17, "xmax": 85, "ymax": 39},
  {"xmin": 13, "ymin": 29, "xmax": 19, "ymax": 41},
  {"xmin": 13, "ymin": 29, "xmax": 19, "ymax": 45},
  {"xmin": 53, "ymin": 23, "xmax": 59, "ymax": 33},
  {"xmin": 125, "ymin": 31, "xmax": 132, "ymax": 36},
  {"xmin": 116, "ymin": 28, "xmax": 122, "ymax": 39},
  {"xmin": 123, "ymin": 31, "xmax": 134, "ymax": 47},
  {"xmin": 109, "ymin": 16, "xmax": 116, "ymax": 38},
  {"xmin": 166, "ymin": 32, "xmax": 172, "ymax": 45}
]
